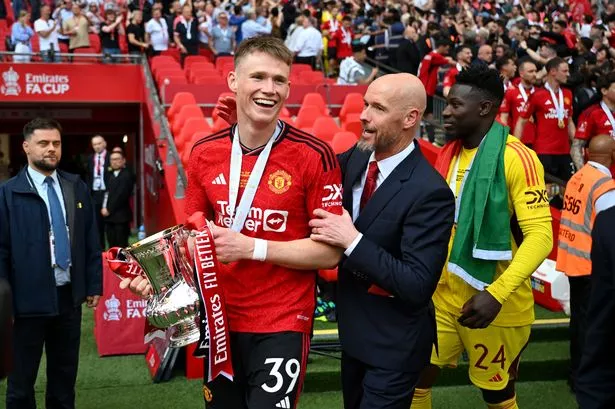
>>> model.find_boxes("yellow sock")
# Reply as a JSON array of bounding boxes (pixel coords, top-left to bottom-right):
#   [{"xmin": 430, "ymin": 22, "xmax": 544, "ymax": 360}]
[
  {"xmin": 411, "ymin": 388, "xmax": 432, "ymax": 409},
  {"xmin": 486, "ymin": 395, "xmax": 518, "ymax": 409}
]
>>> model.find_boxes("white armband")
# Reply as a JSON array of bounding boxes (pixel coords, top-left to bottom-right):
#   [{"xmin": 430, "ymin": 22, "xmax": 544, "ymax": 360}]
[{"xmin": 252, "ymin": 238, "xmax": 268, "ymax": 262}]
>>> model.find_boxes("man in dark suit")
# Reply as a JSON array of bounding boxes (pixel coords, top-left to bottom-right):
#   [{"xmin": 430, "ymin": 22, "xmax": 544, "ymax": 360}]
[
  {"xmin": 576, "ymin": 206, "xmax": 615, "ymax": 409},
  {"xmin": 0, "ymin": 118, "xmax": 102, "ymax": 409},
  {"xmin": 102, "ymin": 150, "xmax": 135, "ymax": 248},
  {"xmin": 309, "ymin": 73, "xmax": 455, "ymax": 409},
  {"xmin": 86, "ymin": 134, "xmax": 111, "ymax": 249},
  {"xmin": 396, "ymin": 25, "xmax": 421, "ymax": 75}
]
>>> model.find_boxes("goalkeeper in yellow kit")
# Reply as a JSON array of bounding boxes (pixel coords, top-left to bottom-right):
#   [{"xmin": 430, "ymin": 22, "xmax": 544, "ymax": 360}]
[{"xmin": 411, "ymin": 65, "xmax": 553, "ymax": 409}]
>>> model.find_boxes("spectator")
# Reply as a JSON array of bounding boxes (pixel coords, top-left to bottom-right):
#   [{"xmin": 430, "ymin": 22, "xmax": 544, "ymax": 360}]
[
  {"xmin": 11, "ymin": 10, "xmax": 35, "ymax": 63},
  {"xmin": 35, "ymin": 5, "xmax": 60, "ymax": 62},
  {"xmin": 321, "ymin": 5, "xmax": 340, "ymax": 76},
  {"xmin": 396, "ymin": 25, "xmax": 421, "ymax": 76},
  {"xmin": 335, "ymin": 15, "xmax": 355, "ymax": 62},
  {"xmin": 443, "ymin": 45, "xmax": 473, "ymax": 97},
  {"xmin": 165, "ymin": 0, "xmax": 181, "ymax": 45},
  {"xmin": 229, "ymin": 5, "xmax": 246, "ymax": 44},
  {"xmin": 284, "ymin": 14, "xmax": 304, "ymax": 51},
  {"xmin": 54, "ymin": 0, "xmax": 74, "ymax": 48},
  {"xmin": 86, "ymin": 3, "xmax": 104, "ymax": 33},
  {"xmin": 62, "ymin": 3, "xmax": 91, "ymax": 52},
  {"xmin": 270, "ymin": 7, "xmax": 282, "ymax": 38},
  {"xmin": 474, "ymin": 44, "xmax": 493, "ymax": 67},
  {"xmin": 126, "ymin": 10, "xmax": 148, "ymax": 55},
  {"xmin": 102, "ymin": 151, "xmax": 135, "ymax": 248},
  {"xmin": 209, "ymin": 12, "xmax": 234, "ymax": 57},
  {"xmin": 337, "ymin": 42, "xmax": 378, "ymax": 86},
  {"xmin": 241, "ymin": 9, "xmax": 272, "ymax": 40},
  {"xmin": 418, "ymin": 37, "xmax": 454, "ymax": 117},
  {"xmin": 100, "ymin": 9, "xmax": 124, "ymax": 62},
  {"xmin": 145, "ymin": 5, "xmax": 169, "ymax": 55},
  {"xmin": 0, "ymin": 118, "xmax": 102, "ymax": 409},
  {"xmin": 290, "ymin": 15, "xmax": 322, "ymax": 69},
  {"xmin": 495, "ymin": 56, "xmax": 517, "ymax": 91},
  {"xmin": 174, "ymin": 5, "xmax": 200, "ymax": 63},
  {"xmin": 196, "ymin": 0, "xmax": 212, "ymax": 50}
]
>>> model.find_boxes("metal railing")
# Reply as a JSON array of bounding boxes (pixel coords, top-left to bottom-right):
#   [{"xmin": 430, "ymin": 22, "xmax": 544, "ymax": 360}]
[
  {"xmin": 0, "ymin": 50, "xmax": 143, "ymax": 64},
  {"xmin": 141, "ymin": 58, "xmax": 187, "ymax": 199}
]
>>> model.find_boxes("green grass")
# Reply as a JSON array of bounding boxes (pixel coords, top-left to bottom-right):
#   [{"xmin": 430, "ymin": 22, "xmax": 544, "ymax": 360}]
[{"xmin": 1, "ymin": 305, "xmax": 575, "ymax": 409}]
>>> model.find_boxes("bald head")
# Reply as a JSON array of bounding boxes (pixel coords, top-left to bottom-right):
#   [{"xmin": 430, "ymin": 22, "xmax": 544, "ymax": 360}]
[
  {"xmin": 359, "ymin": 73, "xmax": 426, "ymax": 159},
  {"xmin": 478, "ymin": 45, "xmax": 493, "ymax": 63},
  {"xmin": 91, "ymin": 135, "xmax": 106, "ymax": 153},
  {"xmin": 588, "ymin": 134, "xmax": 615, "ymax": 167}
]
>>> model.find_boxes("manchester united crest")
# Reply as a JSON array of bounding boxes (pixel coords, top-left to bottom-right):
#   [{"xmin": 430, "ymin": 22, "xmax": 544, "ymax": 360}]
[{"xmin": 268, "ymin": 170, "xmax": 292, "ymax": 194}]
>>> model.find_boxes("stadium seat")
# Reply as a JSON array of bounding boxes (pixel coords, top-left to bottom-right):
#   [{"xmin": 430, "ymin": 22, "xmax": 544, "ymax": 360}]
[
  {"xmin": 215, "ymin": 55, "xmax": 234, "ymax": 71},
  {"xmin": 339, "ymin": 93, "xmax": 364, "ymax": 124},
  {"xmin": 212, "ymin": 117, "xmax": 230, "ymax": 132},
  {"xmin": 193, "ymin": 75, "xmax": 226, "ymax": 85},
  {"xmin": 89, "ymin": 33, "xmax": 101, "ymax": 52},
  {"xmin": 73, "ymin": 47, "xmax": 99, "ymax": 63},
  {"xmin": 294, "ymin": 105, "xmax": 324, "ymax": 129},
  {"xmin": 343, "ymin": 118, "xmax": 362, "ymax": 139},
  {"xmin": 198, "ymin": 47, "xmax": 215, "ymax": 61},
  {"xmin": 151, "ymin": 55, "xmax": 177, "ymax": 69},
  {"xmin": 291, "ymin": 63, "xmax": 313, "ymax": 76},
  {"xmin": 301, "ymin": 93, "xmax": 329, "ymax": 115},
  {"xmin": 312, "ymin": 117, "xmax": 340, "ymax": 143},
  {"xmin": 301, "ymin": 71, "xmax": 325, "ymax": 85},
  {"xmin": 168, "ymin": 92, "xmax": 197, "ymax": 122},
  {"xmin": 187, "ymin": 61, "xmax": 216, "ymax": 76},
  {"xmin": 159, "ymin": 75, "xmax": 187, "ymax": 87},
  {"xmin": 59, "ymin": 42, "xmax": 69, "ymax": 53},
  {"xmin": 189, "ymin": 68, "xmax": 221, "ymax": 82},
  {"xmin": 184, "ymin": 56, "xmax": 212, "ymax": 71},
  {"xmin": 176, "ymin": 117, "xmax": 211, "ymax": 151},
  {"xmin": 152, "ymin": 61, "xmax": 181, "ymax": 77},
  {"xmin": 331, "ymin": 131, "xmax": 358, "ymax": 153},
  {"xmin": 160, "ymin": 48, "xmax": 181, "ymax": 62},
  {"xmin": 172, "ymin": 105, "xmax": 204, "ymax": 135}
]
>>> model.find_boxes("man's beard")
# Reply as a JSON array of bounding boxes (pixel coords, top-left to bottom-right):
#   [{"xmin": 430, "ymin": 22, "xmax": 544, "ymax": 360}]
[
  {"xmin": 356, "ymin": 131, "xmax": 396, "ymax": 153},
  {"xmin": 357, "ymin": 138, "xmax": 375, "ymax": 152},
  {"xmin": 32, "ymin": 158, "xmax": 58, "ymax": 172}
]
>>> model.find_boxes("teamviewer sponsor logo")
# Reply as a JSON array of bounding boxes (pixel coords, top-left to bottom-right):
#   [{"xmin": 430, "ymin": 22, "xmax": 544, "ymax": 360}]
[{"xmin": 263, "ymin": 210, "xmax": 288, "ymax": 232}]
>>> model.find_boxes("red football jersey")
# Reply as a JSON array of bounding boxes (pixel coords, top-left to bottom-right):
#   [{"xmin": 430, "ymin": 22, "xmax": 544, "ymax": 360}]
[
  {"xmin": 322, "ymin": 19, "xmax": 340, "ymax": 48},
  {"xmin": 418, "ymin": 51, "xmax": 449, "ymax": 96},
  {"xmin": 500, "ymin": 85, "xmax": 537, "ymax": 145},
  {"xmin": 442, "ymin": 66, "xmax": 460, "ymax": 90},
  {"xmin": 576, "ymin": 103, "xmax": 615, "ymax": 140},
  {"xmin": 185, "ymin": 122, "xmax": 343, "ymax": 334},
  {"xmin": 335, "ymin": 27, "xmax": 354, "ymax": 59},
  {"xmin": 521, "ymin": 87, "xmax": 573, "ymax": 155}
]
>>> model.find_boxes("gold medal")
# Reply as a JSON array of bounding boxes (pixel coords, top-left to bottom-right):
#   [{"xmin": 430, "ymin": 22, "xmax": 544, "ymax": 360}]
[{"xmin": 558, "ymin": 119, "xmax": 565, "ymax": 129}]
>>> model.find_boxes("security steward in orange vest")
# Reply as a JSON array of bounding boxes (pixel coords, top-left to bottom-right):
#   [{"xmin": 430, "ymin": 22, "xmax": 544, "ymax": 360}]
[{"xmin": 556, "ymin": 134, "xmax": 615, "ymax": 391}]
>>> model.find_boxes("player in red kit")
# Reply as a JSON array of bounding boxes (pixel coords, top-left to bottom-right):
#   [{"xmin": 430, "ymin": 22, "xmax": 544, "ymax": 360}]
[
  {"xmin": 442, "ymin": 45, "xmax": 472, "ymax": 97},
  {"xmin": 122, "ymin": 36, "xmax": 343, "ymax": 409},
  {"xmin": 335, "ymin": 16, "xmax": 355, "ymax": 61},
  {"xmin": 515, "ymin": 57, "xmax": 575, "ymax": 183},
  {"xmin": 572, "ymin": 72, "xmax": 615, "ymax": 173},
  {"xmin": 500, "ymin": 59, "xmax": 538, "ymax": 146}
]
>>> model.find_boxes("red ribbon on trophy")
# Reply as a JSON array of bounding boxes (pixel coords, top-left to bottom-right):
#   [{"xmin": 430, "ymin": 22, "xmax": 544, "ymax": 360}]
[{"xmin": 185, "ymin": 212, "xmax": 234, "ymax": 383}]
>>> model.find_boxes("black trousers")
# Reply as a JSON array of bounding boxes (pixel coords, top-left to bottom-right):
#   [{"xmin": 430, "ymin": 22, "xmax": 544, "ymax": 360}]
[
  {"xmin": 341, "ymin": 352, "xmax": 419, "ymax": 409},
  {"xmin": 568, "ymin": 275, "xmax": 592, "ymax": 389},
  {"xmin": 6, "ymin": 285, "xmax": 82, "ymax": 409},
  {"xmin": 106, "ymin": 222, "xmax": 130, "ymax": 248},
  {"xmin": 294, "ymin": 55, "xmax": 317, "ymax": 70},
  {"xmin": 91, "ymin": 190, "xmax": 106, "ymax": 249}
]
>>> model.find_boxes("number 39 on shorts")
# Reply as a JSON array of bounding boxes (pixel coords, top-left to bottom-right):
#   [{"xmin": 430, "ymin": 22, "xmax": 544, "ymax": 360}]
[{"xmin": 261, "ymin": 358, "xmax": 301, "ymax": 394}]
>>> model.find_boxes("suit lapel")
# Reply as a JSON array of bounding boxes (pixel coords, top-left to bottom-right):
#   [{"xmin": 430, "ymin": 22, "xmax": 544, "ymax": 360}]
[
  {"xmin": 59, "ymin": 174, "xmax": 76, "ymax": 246},
  {"xmin": 355, "ymin": 141, "xmax": 422, "ymax": 231},
  {"xmin": 343, "ymin": 148, "xmax": 370, "ymax": 213}
]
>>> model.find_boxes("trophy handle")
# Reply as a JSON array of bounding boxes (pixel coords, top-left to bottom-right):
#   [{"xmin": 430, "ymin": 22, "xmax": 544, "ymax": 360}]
[{"xmin": 105, "ymin": 247, "xmax": 145, "ymax": 280}]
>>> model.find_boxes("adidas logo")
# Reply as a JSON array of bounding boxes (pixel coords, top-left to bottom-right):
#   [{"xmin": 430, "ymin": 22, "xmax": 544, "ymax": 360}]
[
  {"xmin": 275, "ymin": 396, "xmax": 291, "ymax": 408},
  {"xmin": 212, "ymin": 173, "xmax": 227, "ymax": 185},
  {"xmin": 488, "ymin": 373, "xmax": 503, "ymax": 382}
]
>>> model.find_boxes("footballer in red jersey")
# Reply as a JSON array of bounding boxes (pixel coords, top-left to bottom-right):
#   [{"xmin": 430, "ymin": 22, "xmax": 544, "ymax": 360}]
[
  {"xmin": 572, "ymin": 73, "xmax": 615, "ymax": 173},
  {"xmin": 122, "ymin": 37, "xmax": 343, "ymax": 409},
  {"xmin": 516, "ymin": 57, "xmax": 575, "ymax": 182},
  {"xmin": 499, "ymin": 60, "xmax": 538, "ymax": 146}
]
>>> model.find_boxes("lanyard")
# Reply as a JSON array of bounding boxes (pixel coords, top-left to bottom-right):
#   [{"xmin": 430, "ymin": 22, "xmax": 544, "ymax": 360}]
[
  {"xmin": 341, "ymin": 27, "xmax": 351, "ymax": 44},
  {"xmin": 456, "ymin": 63, "xmax": 463, "ymax": 72},
  {"xmin": 518, "ymin": 85, "xmax": 534, "ymax": 103},
  {"xmin": 545, "ymin": 82, "xmax": 564, "ymax": 120},
  {"xmin": 228, "ymin": 122, "xmax": 282, "ymax": 232},
  {"xmin": 600, "ymin": 101, "xmax": 615, "ymax": 132}
]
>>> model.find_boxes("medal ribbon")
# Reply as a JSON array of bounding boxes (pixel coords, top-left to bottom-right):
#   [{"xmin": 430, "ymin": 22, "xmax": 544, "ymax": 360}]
[{"xmin": 545, "ymin": 82, "xmax": 565, "ymax": 123}]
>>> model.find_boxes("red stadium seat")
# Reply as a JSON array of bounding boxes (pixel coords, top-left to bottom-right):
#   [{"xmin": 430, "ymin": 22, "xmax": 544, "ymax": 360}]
[
  {"xmin": 212, "ymin": 117, "xmax": 230, "ymax": 132},
  {"xmin": 155, "ymin": 67, "xmax": 184, "ymax": 83},
  {"xmin": 59, "ymin": 42, "xmax": 69, "ymax": 54},
  {"xmin": 193, "ymin": 75, "xmax": 226, "ymax": 85},
  {"xmin": 187, "ymin": 61, "xmax": 216, "ymax": 77},
  {"xmin": 160, "ymin": 48, "xmax": 181, "ymax": 62},
  {"xmin": 215, "ymin": 55, "xmax": 234, "ymax": 71},
  {"xmin": 294, "ymin": 105, "xmax": 323, "ymax": 129},
  {"xmin": 291, "ymin": 63, "xmax": 313, "ymax": 76},
  {"xmin": 331, "ymin": 131, "xmax": 358, "ymax": 153},
  {"xmin": 312, "ymin": 117, "xmax": 340, "ymax": 143},
  {"xmin": 158, "ymin": 75, "xmax": 187, "ymax": 87},
  {"xmin": 182, "ymin": 131, "xmax": 213, "ymax": 166},
  {"xmin": 189, "ymin": 68, "xmax": 221, "ymax": 82},
  {"xmin": 184, "ymin": 56, "xmax": 212, "ymax": 71},
  {"xmin": 168, "ymin": 92, "xmax": 197, "ymax": 122},
  {"xmin": 302, "ymin": 93, "xmax": 329, "ymax": 115},
  {"xmin": 340, "ymin": 93, "xmax": 364, "ymax": 124},
  {"xmin": 172, "ymin": 105, "xmax": 204, "ymax": 135},
  {"xmin": 301, "ymin": 71, "xmax": 325, "ymax": 85},
  {"xmin": 73, "ymin": 47, "xmax": 99, "ymax": 63},
  {"xmin": 176, "ymin": 117, "xmax": 211, "ymax": 151},
  {"xmin": 89, "ymin": 33, "xmax": 101, "ymax": 52},
  {"xmin": 343, "ymin": 118, "xmax": 362, "ymax": 139}
]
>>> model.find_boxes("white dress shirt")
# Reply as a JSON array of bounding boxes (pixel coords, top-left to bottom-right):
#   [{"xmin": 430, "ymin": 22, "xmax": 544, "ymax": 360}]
[
  {"xmin": 588, "ymin": 161, "xmax": 615, "ymax": 214},
  {"xmin": 145, "ymin": 18, "xmax": 169, "ymax": 51},
  {"xmin": 291, "ymin": 26, "xmax": 323, "ymax": 57},
  {"xmin": 27, "ymin": 166, "xmax": 71, "ymax": 285},
  {"xmin": 345, "ymin": 141, "xmax": 416, "ymax": 256}
]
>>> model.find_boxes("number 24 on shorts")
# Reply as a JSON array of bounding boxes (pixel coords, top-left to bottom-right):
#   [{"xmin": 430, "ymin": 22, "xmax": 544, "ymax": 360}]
[
  {"xmin": 261, "ymin": 358, "xmax": 301, "ymax": 394},
  {"xmin": 474, "ymin": 344, "xmax": 506, "ymax": 370}
]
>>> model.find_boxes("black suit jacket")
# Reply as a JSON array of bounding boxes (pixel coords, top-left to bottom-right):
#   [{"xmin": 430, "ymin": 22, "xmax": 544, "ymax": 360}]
[
  {"xmin": 86, "ymin": 151, "xmax": 111, "ymax": 194},
  {"xmin": 576, "ymin": 207, "xmax": 615, "ymax": 409},
  {"xmin": 396, "ymin": 38, "xmax": 421, "ymax": 75},
  {"xmin": 105, "ymin": 168, "xmax": 135, "ymax": 224},
  {"xmin": 336, "ymin": 142, "xmax": 455, "ymax": 372}
]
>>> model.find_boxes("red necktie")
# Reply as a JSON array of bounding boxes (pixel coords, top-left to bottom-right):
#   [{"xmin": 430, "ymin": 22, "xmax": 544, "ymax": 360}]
[
  {"xmin": 360, "ymin": 161, "xmax": 379, "ymax": 211},
  {"xmin": 360, "ymin": 161, "xmax": 392, "ymax": 297}
]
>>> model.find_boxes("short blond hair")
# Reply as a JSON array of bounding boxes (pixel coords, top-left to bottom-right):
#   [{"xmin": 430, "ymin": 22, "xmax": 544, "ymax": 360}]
[{"xmin": 234, "ymin": 36, "xmax": 293, "ymax": 69}]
